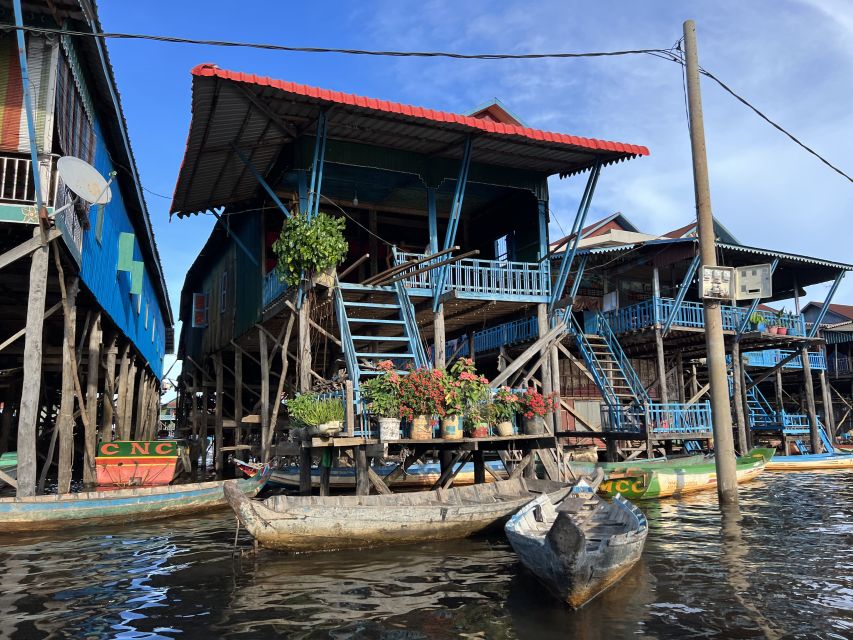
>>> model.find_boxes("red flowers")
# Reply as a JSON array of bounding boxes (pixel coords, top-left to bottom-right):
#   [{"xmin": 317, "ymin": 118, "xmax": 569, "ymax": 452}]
[
  {"xmin": 399, "ymin": 366, "xmax": 447, "ymax": 420},
  {"xmin": 517, "ymin": 388, "xmax": 557, "ymax": 419}
]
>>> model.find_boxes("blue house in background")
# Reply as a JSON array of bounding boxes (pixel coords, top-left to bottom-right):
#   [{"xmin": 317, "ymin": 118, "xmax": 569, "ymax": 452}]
[{"xmin": 0, "ymin": 0, "xmax": 172, "ymax": 495}]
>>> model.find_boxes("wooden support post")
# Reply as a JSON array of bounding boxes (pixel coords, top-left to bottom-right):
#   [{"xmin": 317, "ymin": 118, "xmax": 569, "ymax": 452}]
[
  {"xmin": 259, "ymin": 328, "xmax": 270, "ymax": 462},
  {"xmin": 550, "ymin": 345, "xmax": 561, "ymax": 429},
  {"xmin": 83, "ymin": 313, "xmax": 101, "ymax": 484},
  {"xmin": 214, "ymin": 353, "xmax": 224, "ymax": 475},
  {"xmin": 473, "ymin": 450, "xmax": 485, "ymax": 484},
  {"xmin": 434, "ymin": 306, "xmax": 446, "ymax": 369},
  {"xmin": 116, "ymin": 344, "xmax": 129, "ymax": 439},
  {"xmin": 136, "ymin": 370, "xmax": 149, "ymax": 440},
  {"xmin": 265, "ymin": 312, "xmax": 295, "ymax": 458},
  {"xmin": 16, "ymin": 230, "xmax": 49, "ymax": 497},
  {"xmin": 345, "ymin": 380, "xmax": 355, "ymax": 436},
  {"xmin": 653, "ymin": 266, "xmax": 669, "ymax": 406},
  {"xmin": 298, "ymin": 295, "xmax": 312, "ymax": 392},
  {"xmin": 355, "ymin": 445, "xmax": 369, "ymax": 496},
  {"xmin": 319, "ymin": 447, "xmax": 334, "ymax": 497},
  {"xmin": 676, "ymin": 352, "xmax": 686, "ymax": 403},
  {"xmin": 234, "ymin": 349, "xmax": 243, "ymax": 448},
  {"xmin": 731, "ymin": 342, "xmax": 748, "ymax": 455},
  {"xmin": 774, "ymin": 368, "xmax": 784, "ymax": 413},
  {"xmin": 801, "ymin": 345, "xmax": 821, "ymax": 453},
  {"xmin": 57, "ymin": 278, "xmax": 79, "ymax": 495},
  {"xmin": 123, "ymin": 357, "xmax": 137, "ymax": 440},
  {"xmin": 819, "ymin": 368, "xmax": 834, "ymax": 440},
  {"xmin": 101, "ymin": 337, "xmax": 117, "ymax": 443},
  {"xmin": 537, "ymin": 304, "xmax": 555, "ymax": 431},
  {"xmin": 299, "ymin": 445, "xmax": 312, "ymax": 496}
]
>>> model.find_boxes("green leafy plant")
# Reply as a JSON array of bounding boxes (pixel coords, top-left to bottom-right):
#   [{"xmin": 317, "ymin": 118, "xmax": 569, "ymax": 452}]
[
  {"xmin": 445, "ymin": 358, "xmax": 490, "ymax": 416},
  {"xmin": 272, "ymin": 211, "xmax": 348, "ymax": 286},
  {"xmin": 285, "ymin": 393, "xmax": 344, "ymax": 427},
  {"xmin": 492, "ymin": 386, "xmax": 521, "ymax": 421},
  {"xmin": 749, "ymin": 312, "xmax": 766, "ymax": 326},
  {"xmin": 361, "ymin": 360, "xmax": 401, "ymax": 418}
]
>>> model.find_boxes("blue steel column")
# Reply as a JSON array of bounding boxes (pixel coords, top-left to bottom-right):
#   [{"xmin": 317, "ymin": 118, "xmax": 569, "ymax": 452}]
[
  {"xmin": 297, "ymin": 170, "xmax": 309, "ymax": 214},
  {"xmin": 427, "ymin": 187, "xmax": 438, "ymax": 255},
  {"xmin": 230, "ymin": 144, "xmax": 291, "ymax": 219},
  {"xmin": 537, "ymin": 200, "xmax": 548, "ymax": 259},
  {"xmin": 809, "ymin": 271, "xmax": 846, "ymax": 338}
]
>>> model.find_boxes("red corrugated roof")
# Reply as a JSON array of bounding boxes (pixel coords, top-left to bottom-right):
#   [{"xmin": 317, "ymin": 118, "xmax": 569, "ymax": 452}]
[{"xmin": 191, "ymin": 64, "xmax": 650, "ymax": 158}]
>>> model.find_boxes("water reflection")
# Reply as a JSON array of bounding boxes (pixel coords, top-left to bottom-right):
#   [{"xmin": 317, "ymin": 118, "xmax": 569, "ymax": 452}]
[{"xmin": 0, "ymin": 472, "xmax": 850, "ymax": 638}]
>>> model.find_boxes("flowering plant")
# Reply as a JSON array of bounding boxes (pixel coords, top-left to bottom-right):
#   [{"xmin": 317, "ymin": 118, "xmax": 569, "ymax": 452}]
[
  {"xmin": 399, "ymin": 366, "xmax": 447, "ymax": 420},
  {"xmin": 361, "ymin": 360, "xmax": 401, "ymax": 418},
  {"xmin": 517, "ymin": 388, "xmax": 557, "ymax": 419},
  {"xmin": 445, "ymin": 358, "xmax": 490, "ymax": 416},
  {"xmin": 492, "ymin": 386, "xmax": 520, "ymax": 421}
]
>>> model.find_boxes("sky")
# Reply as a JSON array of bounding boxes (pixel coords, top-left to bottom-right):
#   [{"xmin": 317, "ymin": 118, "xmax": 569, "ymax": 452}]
[{"xmin": 97, "ymin": 0, "xmax": 853, "ymax": 385}]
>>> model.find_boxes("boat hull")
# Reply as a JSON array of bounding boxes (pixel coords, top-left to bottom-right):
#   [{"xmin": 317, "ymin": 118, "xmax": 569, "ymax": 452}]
[
  {"xmin": 0, "ymin": 466, "xmax": 270, "ymax": 532},
  {"xmin": 765, "ymin": 452, "xmax": 853, "ymax": 471},
  {"xmin": 597, "ymin": 448, "xmax": 774, "ymax": 500},
  {"xmin": 566, "ymin": 454, "xmax": 706, "ymax": 477},
  {"xmin": 268, "ymin": 461, "xmax": 507, "ymax": 489},
  {"xmin": 505, "ymin": 491, "xmax": 648, "ymax": 609},
  {"xmin": 225, "ymin": 477, "xmax": 566, "ymax": 553},
  {"xmin": 95, "ymin": 457, "xmax": 179, "ymax": 487}
]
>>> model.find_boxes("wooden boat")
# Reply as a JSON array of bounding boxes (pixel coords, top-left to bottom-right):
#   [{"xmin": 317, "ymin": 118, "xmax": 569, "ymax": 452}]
[
  {"xmin": 596, "ymin": 448, "xmax": 775, "ymax": 500},
  {"xmin": 765, "ymin": 451, "xmax": 853, "ymax": 471},
  {"xmin": 225, "ymin": 476, "xmax": 568, "ymax": 552},
  {"xmin": 255, "ymin": 460, "xmax": 508, "ymax": 489},
  {"xmin": 95, "ymin": 440, "xmax": 184, "ymax": 487},
  {"xmin": 0, "ymin": 465, "xmax": 271, "ymax": 532},
  {"xmin": 505, "ymin": 473, "xmax": 648, "ymax": 609},
  {"xmin": 566, "ymin": 453, "xmax": 706, "ymax": 478}
]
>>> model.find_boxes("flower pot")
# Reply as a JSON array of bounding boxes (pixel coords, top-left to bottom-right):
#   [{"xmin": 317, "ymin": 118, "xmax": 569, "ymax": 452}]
[
  {"xmin": 757, "ymin": 323, "xmax": 767, "ymax": 332},
  {"xmin": 496, "ymin": 420, "xmax": 515, "ymax": 437},
  {"xmin": 441, "ymin": 415, "xmax": 463, "ymax": 440},
  {"xmin": 378, "ymin": 417, "xmax": 401, "ymax": 442},
  {"xmin": 522, "ymin": 415, "xmax": 545, "ymax": 435},
  {"xmin": 768, "ymin": 326, "xmax": 778, "ymax": 335},
  {"xmin": 471, "ymin": 423, "xmax": 489, "ymax": 438},
  {"xmin": 410, "ymin": 415, "xmax": 433, "ymax": 440},
  {"xmin": 312, "ymin": 420, "xmax": 343, "ymax": 437},
  {"xmin": 777, "ymin": 327, "xmax": 788, "ymax": 336}
]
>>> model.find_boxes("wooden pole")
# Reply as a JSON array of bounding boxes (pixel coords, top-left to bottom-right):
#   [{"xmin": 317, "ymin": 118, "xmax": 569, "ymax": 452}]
[
  {"xmin": 676, "ymin": 352, "xmax": 686, "ymax": 403},
  {"xmin": 653, "ymin": 267, "xmax": 669, "ymax": 406},
  {"xmin": 265, "ymin": 312, "xmax": 295, "ymax": 458},
  {"xmin": 116, "ymin": 343, "xmax": 129, "ymax": 439},
  {"xmin": 819, "ymin": 359, "xmax": 835, "ymax": 438},
  {"xmin": 200, "ymin": 375, "xmax": 209, "ymax": 470},
  {"xmin": 123, "ymin": 357, "xmax": 137, "ymax": 440},
  {"xmin": 16, "ymin": 229, "xmax": 49, "ymax": 497},
  {"xmin": 473, "ymin": 450, "xmax": 485, "ymax": 484},
  {"xmin": 57, "ymin": 278, "xmax": 79, "ymax": 495},
  {"xmin": 537, "ymin": 304, "xmax": 555, "ymax": 432},
  {"xmin": 319, "ymin": 447, "xmax": 334, "ymax": 496},
  {"xmin": 259, "ymin": 328, "xmax": 270, "ymax": 461},
  {"xmin": 801, "ymin": 345, "xmax": 821, "ymax": 453},
  {"xmin": 101, "ymin": 336, "xmax": 117, "ymax": 443},
  {"xmin": 234, "ymin": 349, "xmax": 243, "ymax": 448},
  {"xmin": 355, "ymin": 445, "xmax": 369, "ymax": 496},
  {"xmin": 83, "ymin": 313, "xmax": 102, "ymax": 484},
  {"xmin": 684, "ymin": 19, "xmax": 738, "ymax": 504},
  {"xmin": 731, "ymin": 342, "xmax": 748, "ymax": 454},
  {"xmin": 298, "ymin": 295, "xmax": 312, "ymax": 392},
  {"xmin": 299, "ymin": 445, "xmax": 313, "ymax": 496},
  {"xmin": 135, "ymin": 370, "xmax": 148, "ymax": 440},
  {"xmin": 774, "ymin": 368, "xmax": 784, "ymax": 414},
  {"xmin": 434, "ymin": 307, "xmax": 446, "ymax": 369},
  {"xmin": 214, "ymin": 353, "xmax": 224, "ymax": 474}
]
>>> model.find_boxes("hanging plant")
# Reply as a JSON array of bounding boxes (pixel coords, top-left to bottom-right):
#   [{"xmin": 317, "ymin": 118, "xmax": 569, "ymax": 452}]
[{"xmin": 272, "ymin": 211, "xmax": 348, "ymax": 287}]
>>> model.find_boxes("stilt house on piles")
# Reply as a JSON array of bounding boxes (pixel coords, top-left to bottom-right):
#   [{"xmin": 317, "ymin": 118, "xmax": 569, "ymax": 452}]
[
  {"xmin": 0, "ymin": 1, "xmax": 172, "ymax": 497},
  {"xmin": 171, "ymin": 64, "xmax": 649, "ymax": 488}
]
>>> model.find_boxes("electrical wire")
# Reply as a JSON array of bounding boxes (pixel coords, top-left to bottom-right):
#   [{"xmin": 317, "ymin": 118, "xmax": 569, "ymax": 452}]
[{"xmin": 314, "ymin": 191, "xmax": 397, "ymax": 249}]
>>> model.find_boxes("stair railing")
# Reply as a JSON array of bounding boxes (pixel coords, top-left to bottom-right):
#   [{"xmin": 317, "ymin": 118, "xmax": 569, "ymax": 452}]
[
  {"xmin": 333, "ymin": 276, "xmax": 362, "ymax": 394},
  {"xmin": 394, "ymin": 280, "xmax": 428, "ymax": 367},
  {"xmin": 592, "ymin": 312, "xmax": 650, "ymax": 405},
  {"xmin": 567, "ymin": 314, "xmax": 619, "ymax": 408}
]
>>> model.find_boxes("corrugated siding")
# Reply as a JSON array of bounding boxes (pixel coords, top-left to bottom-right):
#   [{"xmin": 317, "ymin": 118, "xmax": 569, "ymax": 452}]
[
  {"xmin": 79, "ymin": 115, "xmax": 166, "ymax": 378},
  {"xmin": 234, "ymin": 211, "xmax": 262, "ymax": 336}
]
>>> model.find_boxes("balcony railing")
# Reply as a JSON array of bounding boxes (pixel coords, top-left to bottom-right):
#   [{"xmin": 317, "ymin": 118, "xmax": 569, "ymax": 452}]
[
  {"xmin": 829, "ymin": 355, "xmax": 853, "ymax": 376},
  {"xmin": 600, "ymin": 401, "xmax": 713, "ymax": 435},
  {"xmin": 605, "ymin": 297, "xmax": 806, "ymax": 336},
  {"xmin": 394, "ymin": 251, "xmax": 550, "ymax": 299},
  {"xmin": 742, "ymin": 349, "xmax": 826, "ymax": 370},
  {"xmin": 263, "ymin": 269, "xmax": 290, "ymax": 309}
]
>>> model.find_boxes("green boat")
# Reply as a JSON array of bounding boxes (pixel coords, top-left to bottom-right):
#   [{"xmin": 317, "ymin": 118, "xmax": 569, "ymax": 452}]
[
  {"xmin": 595, "ymin": 448, "xmax": 775, "ymax": 500},
  {"xmin": 566, "ymin": 453, "xmax": 707, "ymax": 478}
]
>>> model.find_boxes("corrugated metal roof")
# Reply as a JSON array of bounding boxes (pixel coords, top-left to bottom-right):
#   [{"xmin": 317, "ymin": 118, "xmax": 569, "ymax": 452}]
[
  {"xmin": 716, "ymin": 242, "xmax": 853, "ymax": 271},
  {"xmin": 171, "ymin": 64, "xmax": 649, "ymax": 216}
]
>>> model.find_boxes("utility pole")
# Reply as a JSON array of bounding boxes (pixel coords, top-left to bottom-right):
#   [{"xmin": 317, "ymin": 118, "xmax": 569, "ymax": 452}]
[{"xmin": 683, "ymin": 19, "xmax": 738, "ymax": 505}]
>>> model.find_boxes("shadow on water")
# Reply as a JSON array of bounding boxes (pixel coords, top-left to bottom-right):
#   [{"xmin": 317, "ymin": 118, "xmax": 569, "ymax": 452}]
[{"xmin": 0, "ymin": 472, "xmax": 851, "ymax": 638}]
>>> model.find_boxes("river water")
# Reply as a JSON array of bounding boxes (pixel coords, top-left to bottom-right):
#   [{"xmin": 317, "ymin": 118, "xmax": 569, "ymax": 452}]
[{"xmin": 0, "ymin": 471, "xmax": 851, "ymax": 639}]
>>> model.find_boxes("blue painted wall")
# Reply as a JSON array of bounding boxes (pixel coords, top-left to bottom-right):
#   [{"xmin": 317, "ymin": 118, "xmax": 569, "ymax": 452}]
[{"xmin": 79, "ymin": 115, "xmax": 166, "ymax": 379}]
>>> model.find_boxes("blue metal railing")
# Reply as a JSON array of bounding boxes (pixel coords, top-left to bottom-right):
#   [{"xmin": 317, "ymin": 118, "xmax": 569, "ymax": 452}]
[
  {"xmin": 605, "ymin": 297, "xmax": 807, "ymax": 336},
  {"xmin": 829, "ymin": 355, "xmax": 853, "ymax": 376},
  {"xmin": 569, "ymin": 314, "xmax": 620, "ymax": 408},
  {"xmin": 395, "ymin": 251, "xmax": 551, "ymax": 299},
  {"xmin": 474, "ymin": 316, "xmax": 539, "ymax": 353},
  {"xmin": 647, "ymin": 402, "xmax": 713, "ymax": 435},
  {"xmin": 589, "ymin": 312, "xmax": 650, "ymax": 405},
  {"xmin": 263, "ymin": 269, "xmax": 289, "ymax": 309},
  {"xmin": 742, "ymin": 349, "xmax": 826, "ymax": 370}
]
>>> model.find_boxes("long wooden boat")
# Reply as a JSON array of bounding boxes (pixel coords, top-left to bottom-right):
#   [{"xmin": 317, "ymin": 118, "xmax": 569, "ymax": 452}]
[
  {"xmin": 566, "ymin": 453, "xmax": 706, "ymax": 478},
  {"xmin": 765, "ymin": 451, "xmax": 853, "ymax": 471},
  {"xmin": 834, "ymin": 442, "xmax": 853, "ymax": 453},
  {"xmin": 95, "ymin": 440, "xmax": 183, "ymax": 487},
  {"xmin": 225, "ymin": 477, "xmax": 567, "ymax": 553},
  {"xmin": 596, "ymin": 448, "xmax": 775, "ymax": 500},
  {"xmin": 0, "ymin": 465, "xmax": 271, "ymax": 532},
  {"xmin": 262, "ymin": 460, "xmax": 508, "ymax": 489},
  {"xmin": 505, "ymin": 475, "xmax": 648, "ymax": 609}
]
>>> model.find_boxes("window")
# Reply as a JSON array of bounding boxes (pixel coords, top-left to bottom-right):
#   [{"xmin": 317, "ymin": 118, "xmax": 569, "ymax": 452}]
[
  {"xmin": 495, "ymin": 234, "xmax": 509, "ymax": 261},
  {"xmin": 192, "ymin": 293, "xmax": 209, "ymax": 328},
  {"xmin": 220, "ymin": 271, "xmax": 228, "ymax": 314}
]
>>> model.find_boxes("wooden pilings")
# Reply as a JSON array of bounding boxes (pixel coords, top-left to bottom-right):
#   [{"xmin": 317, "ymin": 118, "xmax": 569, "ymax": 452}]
[
  {"xmin": 730, "ymin": 342, "xmax": 748, "ymax": 455},
  {"xmin": 57, "ymin": 278, "xmax": 79, "ymax": 495},
  {"xmin": 83, "ymin": 313, "xmax": 101, "ymax": 484},
  {"xmin": 214, "ymin": 353, "xmax": 224, "ymax": 473},
  {"xmin": 801, "ymin": 345, "xmax": 821, "ymax": 453}
]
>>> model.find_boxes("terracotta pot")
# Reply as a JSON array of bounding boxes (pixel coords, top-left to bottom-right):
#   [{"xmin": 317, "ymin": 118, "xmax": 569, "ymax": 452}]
[
  {"xmin": 471, "ymin": 424, "xmax": 489, "ymax": 438},
  {"xmin": 496, "ymin": 421, "xmax": 514, "ymax": 437},
  {"xmin": 777, "ymin": 327, "xmax": 788, "ymax": 336},
  {"xmin": 441, "ymin": 415, "xmax": 463, "ymax": 440},
  {"xmin": 410, "ymin": 415, "xmax": 433, "ymax": 440},
  {"xmin": 523, "ymin": 415, "xmax": 545, "ymax": 435},
  {"xmin": 768, "ymin": 326, "xmax": 779, "ymax": 335},
  {"xmin": 378, "ymin": 417, "xmax": 401, "ymax": 442}
]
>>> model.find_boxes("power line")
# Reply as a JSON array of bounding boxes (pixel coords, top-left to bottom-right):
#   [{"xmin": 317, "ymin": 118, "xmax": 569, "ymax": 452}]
[{"xmin": 1, "ymin": 24, "xmax": 673, "ymax": 61}]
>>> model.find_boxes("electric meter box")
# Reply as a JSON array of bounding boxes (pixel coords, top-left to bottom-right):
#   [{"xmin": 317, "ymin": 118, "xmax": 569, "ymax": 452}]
[
  {"xmin": 734, "ymin": 263, "xmax": 772, "ymax": 300},
  {"xmin": 700, "ymin": 265, "xmax": 734, "ymax": 300}
]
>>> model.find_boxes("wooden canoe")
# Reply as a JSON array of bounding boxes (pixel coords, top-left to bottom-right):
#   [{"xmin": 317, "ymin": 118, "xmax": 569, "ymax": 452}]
[
  {"xmin": 765, "ymin": 452, "xmax": 853, "ymax": 471},
  {"xmin": 566, "ymin": 453, "xmax": 706, "ymax": 478},
  {"xmin": 505, "ymin": 475, "xmax": 648, "ymax": 609},
  {"xmin": 0, "ymin": 465, "xmax": 271, "ymax": 532},
  {"xmin": 225, "ymin": 477, "xmax": 568, "ymax": 553},
  {"xmin": 596, "ymin": 448, "xmax": 775, "ymax": 500}
]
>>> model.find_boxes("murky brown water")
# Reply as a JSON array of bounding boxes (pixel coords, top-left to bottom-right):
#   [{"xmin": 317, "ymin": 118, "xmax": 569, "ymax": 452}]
[{"xmin": 0, "ymin": 471, "xmax": 851, "ymax": 639}]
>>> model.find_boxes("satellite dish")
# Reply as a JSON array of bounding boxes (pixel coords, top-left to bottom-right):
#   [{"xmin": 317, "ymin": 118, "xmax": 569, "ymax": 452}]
[{"xmin": 57, "ymin": 156, "xmax": 112, "ymax": 205}]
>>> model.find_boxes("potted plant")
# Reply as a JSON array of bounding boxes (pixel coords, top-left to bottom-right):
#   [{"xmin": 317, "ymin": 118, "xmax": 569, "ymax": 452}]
[
  {"xmin": 749, "ymin": 312, "xmax": 767, "ymax": 333},
  {"xmin": 285, "ymin": 393, "xmax": 344, "ymax": 436},
  {"xmin": 492, "ymin": 387, "xmax": 519, "ymax": 436},
  {"xmin": 399, "ymin": 366, "xmax": 446, "ymax": 439},
  {"xmin": 468, "ymin": 404, "xmax": 490, "ymax": 438},
  {"xmin": 517, "ymin": 388, "xmax": 556, "ymax": 435},
  {"xmin": 272, "ymin": 211, "xmax": 349, "ymax": 288},
  {"xmin": 776, "ymin": 309, "xmax": 789, "ymax": 336},
  {"xmin": 361, "ymin": 360, "xmax": 402, "ymax": 441},
  {"xmin": 442, "ymin": 358, "xmax": 490, "ymax": 440}
]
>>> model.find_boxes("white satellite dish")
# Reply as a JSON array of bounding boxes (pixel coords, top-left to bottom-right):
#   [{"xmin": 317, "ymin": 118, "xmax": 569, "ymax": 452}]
[{"xmin": 57, "ymin": 156, "xmax": 113, "ymax": 205}]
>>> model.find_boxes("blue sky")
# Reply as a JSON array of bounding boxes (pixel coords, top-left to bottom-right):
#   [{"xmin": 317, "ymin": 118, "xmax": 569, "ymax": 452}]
[{"xmin": 98, "ymin": 1, "xmax": 853, "ymax": 381}]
